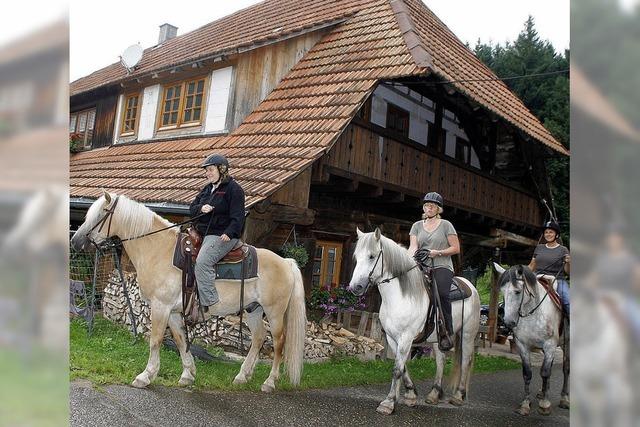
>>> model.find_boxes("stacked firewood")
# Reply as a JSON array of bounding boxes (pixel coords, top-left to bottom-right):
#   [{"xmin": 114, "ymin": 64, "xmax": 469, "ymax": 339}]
[{"xmin": 102, "ymin": 271, "xmax": 385, "ymax": 360}]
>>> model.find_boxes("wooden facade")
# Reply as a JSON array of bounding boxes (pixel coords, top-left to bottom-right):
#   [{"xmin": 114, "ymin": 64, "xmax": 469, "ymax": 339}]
[{"xmin": 318, "ymin": 121, "xmax": 542, "ymax": 227}]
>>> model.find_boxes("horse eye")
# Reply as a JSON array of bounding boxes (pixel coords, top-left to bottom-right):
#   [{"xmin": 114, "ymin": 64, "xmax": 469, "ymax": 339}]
[{"xmin": 369, "ymin": 255, "xmax": 375, "ymax": 260}]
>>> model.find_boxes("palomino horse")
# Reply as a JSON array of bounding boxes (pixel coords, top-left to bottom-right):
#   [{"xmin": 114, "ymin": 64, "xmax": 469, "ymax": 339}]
[
  {"xmin": 349, "ymin": 228, "xmax": 480, "ymax": 415},
  {"xmin": 494, "ymin": 263, "xmax": 570, "ymax": 415},
  {"xmin": 70, "ymin": 190, "xmax": 306, "ymax": 392}
]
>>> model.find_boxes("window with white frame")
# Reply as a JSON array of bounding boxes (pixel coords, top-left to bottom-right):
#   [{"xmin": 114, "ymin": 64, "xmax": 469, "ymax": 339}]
[{"xmin": 70, "ymin": 108, "xmax": 96, "ymax": 148}]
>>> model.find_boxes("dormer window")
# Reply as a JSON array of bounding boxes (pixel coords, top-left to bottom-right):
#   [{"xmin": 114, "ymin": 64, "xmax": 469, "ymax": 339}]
[{"xmin": 158, "ymin": 76, "xmax": 207, "ymax": 130}]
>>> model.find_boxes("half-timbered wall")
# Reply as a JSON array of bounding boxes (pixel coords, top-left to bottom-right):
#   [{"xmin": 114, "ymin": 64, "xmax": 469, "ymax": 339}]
[{"xmin": 370, "ymin": 83, "xmax": 481, "ymax": 169}]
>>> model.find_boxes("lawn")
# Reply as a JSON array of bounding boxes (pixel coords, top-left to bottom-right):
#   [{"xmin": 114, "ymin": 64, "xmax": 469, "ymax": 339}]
[{"xmin": 71, "ymin": 316, "xmax": 519, "ymax": 391}]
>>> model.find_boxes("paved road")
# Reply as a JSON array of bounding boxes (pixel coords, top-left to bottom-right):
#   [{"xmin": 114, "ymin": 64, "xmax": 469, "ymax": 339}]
[{"xmin": 71, "ymin": 366, "xmax": 569, "ymax": 426}]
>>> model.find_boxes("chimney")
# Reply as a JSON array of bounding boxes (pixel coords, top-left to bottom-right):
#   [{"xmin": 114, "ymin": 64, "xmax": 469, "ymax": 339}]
[{"xmin": 158, "ymin": 23, "xmax": 178, "ymax": 44}]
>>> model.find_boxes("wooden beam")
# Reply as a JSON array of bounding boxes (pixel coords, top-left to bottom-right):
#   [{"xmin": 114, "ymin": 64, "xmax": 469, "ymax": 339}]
[
  {"xmin": 488, "ymin": 252, "xmax": 501, "ymax": 342},
  {"xmin": 490, "ymin": 228, "xmax": 537, "ymax": 247},
  {"xmin": 360, "ymin": 184, "xmax": 383, "ymax": 198},
  {"xmin": 383, "ymin": 189, "xmax": 404, "ymax": 203},
  {"xmin": 270, "ymin": 204, "xmax": 316, "ymax": 226}
]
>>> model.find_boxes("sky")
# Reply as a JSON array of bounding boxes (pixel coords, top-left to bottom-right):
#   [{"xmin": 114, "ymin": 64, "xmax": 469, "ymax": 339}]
[{"xmin": 64, "ymin": 0, "xmax": 570, "ymax": 82}]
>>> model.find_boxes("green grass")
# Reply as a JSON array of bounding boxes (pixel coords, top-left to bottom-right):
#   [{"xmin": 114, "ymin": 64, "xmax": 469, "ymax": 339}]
[{"xmin": 71, "ymin": 317, "xmax": 519, "ymax": 391}]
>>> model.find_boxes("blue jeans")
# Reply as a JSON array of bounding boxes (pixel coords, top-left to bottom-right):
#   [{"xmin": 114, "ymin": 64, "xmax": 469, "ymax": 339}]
[{"xmin": 556, "ymin": 279, "xmax": 570, "ymax": 315}]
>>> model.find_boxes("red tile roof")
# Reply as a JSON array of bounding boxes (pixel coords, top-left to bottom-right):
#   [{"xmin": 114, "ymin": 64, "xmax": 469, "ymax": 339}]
[
  {"xmin": 70, "ymin": 0, "xmax": 368, "ymax": 96},
  {"xmin": 71, "ymin": 0, "xmax": 567, "ymax": 209},
  {"xmin": 401, "ymin": 0, "xmax": 567, "ymax": 155}
]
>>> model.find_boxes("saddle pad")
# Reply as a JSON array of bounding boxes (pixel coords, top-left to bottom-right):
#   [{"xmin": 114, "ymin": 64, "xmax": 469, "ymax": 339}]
[
  {"xmin": 537, "ymin": 276, "xmax": 563, "ymax": 312},
  {"xmin": 215, "ymin": 245, "xmax": 258, "ymax": 280},
  {"xmin": 449, "ymin": 277, "xmax": 473, "ymax": 301}
]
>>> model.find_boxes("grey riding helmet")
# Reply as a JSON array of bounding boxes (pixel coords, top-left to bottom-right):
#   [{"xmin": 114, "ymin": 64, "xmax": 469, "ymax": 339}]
[
  {"xmin": 423, "ymin": 192, "xmax": 443, "ymax": 207},
  {"xmin": 202, "ymin": 154, "xmax": 229, "ymax": 173}
]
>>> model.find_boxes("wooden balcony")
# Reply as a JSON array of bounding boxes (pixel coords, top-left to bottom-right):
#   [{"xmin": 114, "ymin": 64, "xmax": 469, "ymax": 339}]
[{"xmin": 315, "ymin": 122, "xmax": 542, "ymax": 228}]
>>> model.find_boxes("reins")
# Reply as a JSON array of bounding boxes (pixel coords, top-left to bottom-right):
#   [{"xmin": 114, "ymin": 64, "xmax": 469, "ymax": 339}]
[
  {"xmin": 86, "ymin": 195, "xmax": 207, "ymax": 248},
  {"xmin": 515, "ymin": 261, "xmax": 566, "ymax": 322},
  {"xmin": 367, "ymin": 247, "xmax": 419, "ymax": 287}
]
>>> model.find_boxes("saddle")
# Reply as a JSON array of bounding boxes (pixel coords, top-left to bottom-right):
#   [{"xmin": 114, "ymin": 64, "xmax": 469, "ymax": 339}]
[
  {"xmin": 537, "ymin": 275, "xmax": 563, "ymax": 312},
  {"xmin": 413, "ymin": 276, "xmax": 473, "ymax": 345},
  {"xmin": 172, "ymin": 228, "xmax": 259, "ymax": 326}
]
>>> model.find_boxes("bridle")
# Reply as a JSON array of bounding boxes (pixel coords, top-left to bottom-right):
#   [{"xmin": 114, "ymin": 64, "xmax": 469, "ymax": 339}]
[
  {"xmin": 85, "ymin": 195, "xmax": 121, "ymax": 250},
  {"xmin": 365, "ymin": 244, "xmax": 419, "ymax": 289},
  {"xmin": 512, "ymin": 263, "xmax": 564, "ymax": 325},
  {"xmin": 81, "ymin": 195, "xmax": 206, "ymax": 251}
]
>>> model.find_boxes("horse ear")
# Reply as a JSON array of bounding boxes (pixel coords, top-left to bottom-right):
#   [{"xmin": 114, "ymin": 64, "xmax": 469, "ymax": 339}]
[
  {"xmin": 374, "ymin": 227, "xmax": 381, "ymax": 241},
  {"xmin": 356, "ymin": 227, "xmax": 364, "ymax": 239},
  {"xmin": 102, "ymin": 189, "xmax": 112, "ymax": 204},
  {"xmin": 493, "ymin": 262, "xmax": 505, "ymax": 275}
]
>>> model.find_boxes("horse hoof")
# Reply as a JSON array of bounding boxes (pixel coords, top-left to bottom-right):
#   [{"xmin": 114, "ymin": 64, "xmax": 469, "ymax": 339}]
[
  {"xmin": 559, "ymin": 396, "xmax": 570, "ymax": 409},
  {"xmin": 233, "ymin": 374, "xmax": 247, "ymax": 385},
  {"xmin": 131, "ymin": 377, "xmax": 149, "ymax": 389},
  {"xmin": 425, "ymin": 392, "xmax": 440, "ymax": 405},
  {"xmin": 261, "ymin": 383, "xmax": 275, "ymax": 393},
  {"xmin": 376, "ymin": 401, "xmax": 395, "ymax": 415},
  {"xmin": 515, "ymin": 401, "xmax": 530, "ymax": 416},
  {"xmin": 178, "ymin": 376, "xmax": 194, "ymax": 387},
  {"xmin": 538, "ymin": 400, "xmax": 552, "ymax": 416},
  {"xmin": 404, "ymin": 397, "xmax": 417, "ymax": 407},
  {"xmin": 450, "ymin": 395, "xmax": 464, "ymax": 406}
]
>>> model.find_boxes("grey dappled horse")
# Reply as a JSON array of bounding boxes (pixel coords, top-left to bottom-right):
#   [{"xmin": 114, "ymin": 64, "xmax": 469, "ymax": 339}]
[
  {"xmin": 349, "ymin": 228, "xmax": 480, "ymax": 415},
  {"xmin": 494, "ymin": 263, "xmax": 570, "ymax": 415}
]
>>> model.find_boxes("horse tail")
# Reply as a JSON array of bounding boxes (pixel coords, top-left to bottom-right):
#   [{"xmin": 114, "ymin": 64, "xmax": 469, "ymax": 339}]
[
  {"xmin": 283, "ymin": 258, "xmax": 306, "ymax": 386},
  {"xmin": 449, "ymin": 286, "xmax": 479, "ymax": 397}
]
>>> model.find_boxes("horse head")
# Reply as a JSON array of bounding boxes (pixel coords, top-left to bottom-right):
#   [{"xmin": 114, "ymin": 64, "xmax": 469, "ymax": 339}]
[
  {"xmin": 348, "ymin": 227, "xmax": 383, "ymax": 296},
  {"xmin": 70, "ymin": 189, "xmax": 118, "ymax": 251},
  {"xmin": 494, "ymin": 263, "xmax": 538, "ymax": 328}
]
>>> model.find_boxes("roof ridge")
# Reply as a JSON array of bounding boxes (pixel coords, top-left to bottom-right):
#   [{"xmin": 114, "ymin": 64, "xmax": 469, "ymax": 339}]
[{"xmin": 388, "ymin": 0, "xmax": 432, "ymax": 70}]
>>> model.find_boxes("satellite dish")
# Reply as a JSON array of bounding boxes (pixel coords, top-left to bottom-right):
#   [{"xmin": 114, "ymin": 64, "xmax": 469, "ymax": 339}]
[{"xmin": 120, "ymin": 44, "xmax": 143, "ymax": 73}]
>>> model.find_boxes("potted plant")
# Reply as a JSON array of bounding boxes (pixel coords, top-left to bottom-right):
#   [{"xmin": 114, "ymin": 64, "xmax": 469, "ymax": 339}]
[
  {"xmin": 70, "ymin": 132, "xmax": 83, "ymax": 153},
  {"xmin": 280, "ymin": 243, "xmax": 309, "ymax": 268}
]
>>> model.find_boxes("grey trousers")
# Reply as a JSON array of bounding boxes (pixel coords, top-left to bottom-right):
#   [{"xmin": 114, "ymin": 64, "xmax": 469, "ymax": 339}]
[{"xmin": 194, "ymin": 234, "xmax": 238, "ymax": 306}]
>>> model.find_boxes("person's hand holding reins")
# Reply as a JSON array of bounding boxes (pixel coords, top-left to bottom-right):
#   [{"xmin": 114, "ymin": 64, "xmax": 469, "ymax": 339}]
[
  {"xmin": 201, "ymin": 204, "xmax": 213, "ymax": 213},
  {"xmin": 220, "ymin": 234, "xmax": 230, "ymax": 242}
]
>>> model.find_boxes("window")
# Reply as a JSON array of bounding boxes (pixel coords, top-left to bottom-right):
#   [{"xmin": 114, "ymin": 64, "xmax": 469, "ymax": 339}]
[
  {"xmin": 386, "ymin": 103, "xmax": 410, "ymax": 138},
  {"xmin": 121, "ymin": 93, "xmax": 140, "ymax": 135},
  {"xmin": 158, "ymin": 76, "xmax": 207, "ymax": 129},
  {"xmin": 312, "ymin": 241, "xmax": 343, "ymax": 289},
  {"xmin": 455, "ymin": 137, "xmax": 470, "ymax": 164},
  {"xmin": 69, "ymin": 108, "xmax": 96, "ymax": 148}
]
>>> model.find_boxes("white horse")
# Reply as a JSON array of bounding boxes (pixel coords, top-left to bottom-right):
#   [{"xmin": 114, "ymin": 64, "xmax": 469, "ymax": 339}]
[
  {"xmin": 349, "ymin": 228, "xmax": 480, "ymax": 414},
  {"xmin": 70, "ymin": 190, "xmax": 306, "ymax": 392},
  {"xmin": 494, "ymin": 263, "xmax": 570, "ymax": 415}
]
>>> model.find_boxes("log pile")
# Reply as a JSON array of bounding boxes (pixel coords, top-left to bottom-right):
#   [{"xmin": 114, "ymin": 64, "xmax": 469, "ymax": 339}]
[{"xmin": 102, "ymin": 271, "xmax": 385, "ymax": 360}]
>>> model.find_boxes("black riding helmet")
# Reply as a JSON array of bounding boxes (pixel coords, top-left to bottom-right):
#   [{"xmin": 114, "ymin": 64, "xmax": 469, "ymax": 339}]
[
  {"xmin": 202, "ymin": 154, "xmax": 229, "ymax": 173},
  {"xmin": 423, "ymin": 192, "xmax": 443, "ymax": 207},
  {"xmin": 543, "ymin": 220, "xmax": 561, "ymax": 234}
]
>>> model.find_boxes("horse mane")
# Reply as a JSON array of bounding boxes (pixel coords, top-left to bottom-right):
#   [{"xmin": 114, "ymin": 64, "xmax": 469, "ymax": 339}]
[
  {"xmin": 358, "ymin": 232, "xmax": 425, "ymax": 300},
  {"xmin": 86, "ymin": 194, "xmax": 174, "ymax": 239},
  {"xmin": 499, "ymin": 265, "xmax": 539, "ymax": 296}
]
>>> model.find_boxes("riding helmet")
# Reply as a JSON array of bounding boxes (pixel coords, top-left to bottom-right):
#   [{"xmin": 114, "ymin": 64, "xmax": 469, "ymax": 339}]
[
  {"xmin": 423, "ymin": 192, "xmax": 443, "ymax": 207},
  {"xmin": 543, "ymin": 220, "xmax": 561, "ymax": 234},
  {"xmin": 202, "ymin": 154, "xmax": 229, "ymax": 173}
]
